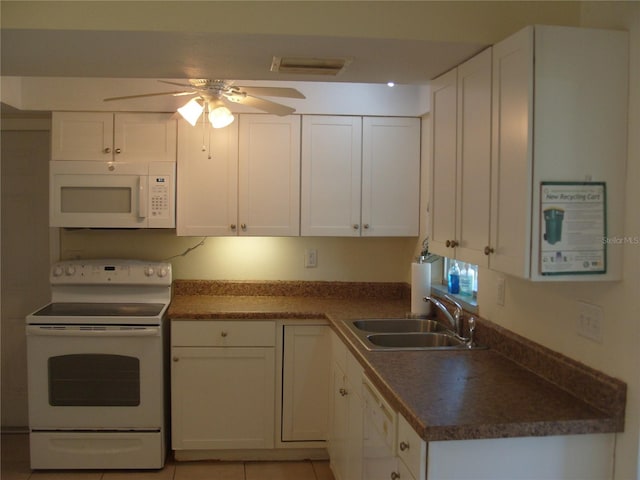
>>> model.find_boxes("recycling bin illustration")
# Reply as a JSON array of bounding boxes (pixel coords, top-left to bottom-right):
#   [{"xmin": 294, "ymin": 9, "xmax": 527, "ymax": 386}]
[{"xmin": 543, "ymin": 208, "xmax": 565, "ymax": 245}]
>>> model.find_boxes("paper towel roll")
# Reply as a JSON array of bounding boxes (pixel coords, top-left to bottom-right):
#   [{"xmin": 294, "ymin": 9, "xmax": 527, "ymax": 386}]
[{"xmin": 411, "ymin": 262, "xmax": 432, "ymax": 315}]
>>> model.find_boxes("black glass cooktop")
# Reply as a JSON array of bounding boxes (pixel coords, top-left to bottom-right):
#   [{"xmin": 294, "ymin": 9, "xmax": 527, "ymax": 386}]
[{"xmin": 33, "ymin": 302, "xmax": 165, "ymax": 317}]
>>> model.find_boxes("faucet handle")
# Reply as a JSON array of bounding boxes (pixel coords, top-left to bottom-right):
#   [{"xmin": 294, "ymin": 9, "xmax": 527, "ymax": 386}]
[
  {"xmin": 465, "ymin": 316, "xmax": 476, "ymax": 348},
  {"xmin": 443, "ymin": 294, "xmax": 463, "ymax": 317}
]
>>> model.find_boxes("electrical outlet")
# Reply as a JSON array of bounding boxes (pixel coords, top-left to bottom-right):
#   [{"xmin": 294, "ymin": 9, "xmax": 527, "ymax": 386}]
[
  {"xmin": 304, "ymin": 249, "xmax": 317, "ymax": 268},
  {"xmin": 577, "ymin": 301, "xmax": 604, "ymax": 343},
  {"xmin": 496, "ymin": 276, "xmax": 506, "ymax": 306}
]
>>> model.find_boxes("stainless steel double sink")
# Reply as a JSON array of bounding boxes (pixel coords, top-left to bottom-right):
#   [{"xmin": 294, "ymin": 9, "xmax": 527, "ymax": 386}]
[{"xmin": 344, "ymin": 318, "xmax": 483, "ymax": 351}]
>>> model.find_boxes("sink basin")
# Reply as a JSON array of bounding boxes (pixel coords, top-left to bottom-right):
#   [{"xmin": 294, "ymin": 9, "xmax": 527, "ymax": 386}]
[
  {"xmin": 343, "ymin": 318, "xmax": 485, "ymax": 351},
  {"xmin": 350, "ymin": 318, "xmax": 448, "ymax": 334},
  {"xmin": 367, "ymin": 332, "xmax": 464, "ymax": 349}
]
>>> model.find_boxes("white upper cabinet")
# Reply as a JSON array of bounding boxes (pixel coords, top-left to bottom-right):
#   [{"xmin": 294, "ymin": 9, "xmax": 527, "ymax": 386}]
[
  {"xmin": 429, "ymin": 68, "xmax": 459, "ymax": 256},
  {"xmin": 491, "ymin": 25, "xmax": 627, "ymax": 281},
  {"xmin": 362, "ymin": 117, "xmax": 421, "ymax": 237},
  {"xmin": 51, "ymin": 112, "xmax": 176, "ymax": 163},
  {"xmin": 430, "ymin": 48, "xmax": 492, "ymax": 267},
  {"xmin": 176, "ymin": 119, "xmax": 239, "ymax": 236},
  {"xmin": 177, "ymin": 114, "xmax": 301, "ymax": 237},
  {"xmin": 238, "ymin": 114, "xmax": 301, "ymax": 237},
  {"xmin": 301, "ymin": 116, "xmax": 362, "ymax": 236},
  {"xmin": 302, "ymin": 116, "xmax": 420, "ymax": 237}
]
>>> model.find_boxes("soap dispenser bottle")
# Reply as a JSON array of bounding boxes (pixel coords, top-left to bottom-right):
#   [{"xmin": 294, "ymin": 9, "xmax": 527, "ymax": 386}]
[{"xmin": 448, "ymin": 261, "xmax": 460, "ymax": 294}]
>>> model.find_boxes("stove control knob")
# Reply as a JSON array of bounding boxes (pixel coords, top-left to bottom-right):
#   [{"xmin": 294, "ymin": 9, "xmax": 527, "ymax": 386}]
[
  {"xmin": 157, "ymin": 267, "xmax": 168, "ymax": 278},
  {"xmin": 144, "ymin": 266, "xmax": 155, "ymax": 277},
  {"xmin": 65, "ymin": 265, "xmax": 76, "ymax": 276},
  {"xmin": 52, "ymin": 265, "xmax": 64, "ymax": 277}
]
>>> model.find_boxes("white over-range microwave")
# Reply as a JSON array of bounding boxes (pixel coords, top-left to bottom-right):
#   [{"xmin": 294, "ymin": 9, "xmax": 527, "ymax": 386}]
[{"xmin": 50, "ymin": 161, "xmax": 176, "ymax": 228}]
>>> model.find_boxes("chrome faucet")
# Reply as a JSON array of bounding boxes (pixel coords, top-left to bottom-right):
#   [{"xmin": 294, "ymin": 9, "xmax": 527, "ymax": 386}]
[
  {"xmin": 423, "ymin": 295, "xmax": 463, "ymax": 336},
  {"xmin": 424, "ymin": 295, "xmax": 477, "ymax": 347},
  {"xmin": 424, "ymin": 295, "xmax": 458, "ymax": 335}
]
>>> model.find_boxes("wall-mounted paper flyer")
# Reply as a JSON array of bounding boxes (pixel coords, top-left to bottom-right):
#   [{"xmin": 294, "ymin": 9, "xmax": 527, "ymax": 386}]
[{"xmin": 539, "ymin": 182, "xmax": 606, "ymax": 275}]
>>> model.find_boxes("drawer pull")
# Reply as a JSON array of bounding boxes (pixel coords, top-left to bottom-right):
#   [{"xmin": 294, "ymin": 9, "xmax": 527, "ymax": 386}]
[
  {"xmin": 391, "ymin": 472, "xmax": 400, "ymax": 480},
  {"xmin": 399, "ymin": 441, "xmax": 410, "ymax": 451},
  {"xmin": 339, "ymin": 388, "xmax": 348, "ymax": 397},
  {"xmin": 220, "ymin": 331, "xmax": 228, "ymax": 338},
  {"xmin": 173, "ymin": 356, "xmax": 179, "ymax": 362}
]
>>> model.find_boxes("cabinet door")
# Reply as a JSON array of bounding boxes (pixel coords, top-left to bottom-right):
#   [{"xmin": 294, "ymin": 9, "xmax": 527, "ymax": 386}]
[
  {"xmin": 238, "ymin": 114, "xmax": 301, "ymax": 236},
  {"xmin": 51, "ymin": 112, "xmax": 114, "ymax": 161},
  {"xmin": 282, "ymin": 325, "xmax": 331, "ymax": 442},
  {"xmin": 455, "ymin": 48, "xmax": 492, "ymax": 267},
  {"xmin": 329, "ymin": 365, "xmax": 349, "ymax": 480},
  {"xmin": 176, "ymin": 119, "xmax": 239, "ymax": 236},
  {"xmin": 490, "ymin": 26, "xmax": 534, "ymax": 278},
  {"xmin": 114, "ymin": 113, "xmax": 177, "ymax": 163},
  {"xmin": 301, "ymin": 116, "xmax": 362, "ymax": 236},
  {"xmin": 429, "ymin": 70, "xmax": 458, "ymax": 256},
  {"xmin": 171, "ymin": 346, "xmax": 275, "ymax": 450},
  {"xmin": 362, "ymin": 117, "xmax": 420, "ymax": 236}
]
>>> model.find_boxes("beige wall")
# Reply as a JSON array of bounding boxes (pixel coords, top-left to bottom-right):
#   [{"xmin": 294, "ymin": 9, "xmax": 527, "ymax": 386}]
[
  {"xmin": 477, "ymin": 3, "xmax": 640, "ymax": 478},
  {"xmin": 59, "ymin": 230, "xmax": 420, "ymax": 282}
]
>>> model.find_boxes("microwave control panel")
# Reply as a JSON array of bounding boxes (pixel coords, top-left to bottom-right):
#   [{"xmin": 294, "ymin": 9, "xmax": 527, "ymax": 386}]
[{"xmin": 150, "ymin": 176, "xmax": 171, "ymax": 218}]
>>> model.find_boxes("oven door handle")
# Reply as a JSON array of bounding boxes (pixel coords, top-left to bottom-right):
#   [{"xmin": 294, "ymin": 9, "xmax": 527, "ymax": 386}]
[{"xmin": 26, "ymin": 325, "xmax": 161, "ymax": 337}]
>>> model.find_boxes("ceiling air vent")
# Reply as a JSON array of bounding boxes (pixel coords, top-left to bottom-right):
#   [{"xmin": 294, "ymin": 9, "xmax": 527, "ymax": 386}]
[{"xmin": 270, "ymin": 56, "xmax": 352, "ymax": 76}]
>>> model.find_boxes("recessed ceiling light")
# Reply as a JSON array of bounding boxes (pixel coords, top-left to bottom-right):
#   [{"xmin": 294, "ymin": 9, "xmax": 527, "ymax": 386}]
[
  {"xmin": 270, "ymin": 56, "xmax": 353, "ymax": 76},
  {"xmin": 387, "ymin": 82, "xmax": 395, "ymax": 87}
]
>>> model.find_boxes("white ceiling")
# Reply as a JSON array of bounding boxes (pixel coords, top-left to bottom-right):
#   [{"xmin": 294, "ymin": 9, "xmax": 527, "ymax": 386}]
[{"xmin": 1, "ymin": 29, "xmax": 484, "ymax": 84}]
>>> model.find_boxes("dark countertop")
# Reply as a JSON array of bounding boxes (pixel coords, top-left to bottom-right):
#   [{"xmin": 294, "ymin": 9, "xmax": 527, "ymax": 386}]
[{"xmin": 168, "ymin": 283, "xmax": 625, "ymax": 443}]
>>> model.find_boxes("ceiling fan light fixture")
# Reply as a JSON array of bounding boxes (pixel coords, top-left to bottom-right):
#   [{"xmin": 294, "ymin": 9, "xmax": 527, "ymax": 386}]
[
  {"xmin": 208, "ymin": 105, "xmax": 234, "ymax": 129},
  {"xmin": 177, "ymin": 97, "xmax": 204, "ymax": 126}
]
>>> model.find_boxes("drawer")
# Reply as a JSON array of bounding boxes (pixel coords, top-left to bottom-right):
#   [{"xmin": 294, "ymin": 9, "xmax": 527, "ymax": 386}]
[
  {"xmin": 397, "ymin": 413, "xmax": 427, "ymax": 480},
  {"xmin": 172, "ymin": 320, "xmax": 276, "ymax": 347}
]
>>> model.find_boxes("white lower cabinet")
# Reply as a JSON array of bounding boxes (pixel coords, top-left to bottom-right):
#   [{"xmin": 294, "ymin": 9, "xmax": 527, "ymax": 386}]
[
  {"xmin": 427, "ymin": 434, "xmax": 615, "ymax": 480},
  {"xmin": 281, "ymin": 324, "xmax": 331, "ymax": 444},
  {"xmin": 171, "ymin": 321, "xmax": 276, "ymax": 451},
  {"xmin": 328, "ymin": 330, "xmax": 364, "ymax": 480}
]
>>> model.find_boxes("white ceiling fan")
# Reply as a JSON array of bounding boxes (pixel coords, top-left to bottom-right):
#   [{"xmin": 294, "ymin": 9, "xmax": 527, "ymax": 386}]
[{"xmin": 104, "ymin": 79, "xmax": 306, "ymax": 128}]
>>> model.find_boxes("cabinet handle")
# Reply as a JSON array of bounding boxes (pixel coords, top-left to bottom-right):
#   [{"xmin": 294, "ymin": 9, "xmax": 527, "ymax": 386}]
[
  {"xmin": 451, "ymin": 240, "xmax": 459, "ymax": 247},
  {"xmin": 103, "ymin": 147, "xmax": 111, "ymax": 154},
  {"xmin": 353, "ymin": 224, "xmax": 359, "ymax": 230},
  {"xmin": 241, "ymin": 223, "xmax": 247, "ymax": 231},
  {"xmin": 230, "ymin": 224, "xmax": 237, "ymax": 230},
  {"xmin": 115, "ymin": 148, "xmax": 122, "ymax": 154},
  {"xmin": 399, "ymin": 441, "xmax": 410, "ymax": 451},
  {"xmin": 339, "ymin": 388, "xmax": 348, "ymax": 397},
  {"xmin": 173, "ymin": 356, "xmax": 179, "ymax": 362},
  {"xmin": 220, "ymin": 331, "xmax": 228, "ymax": 338},
  {"xmin": 484, "ymin": 246, "xmax": 495, "ymax": 255},
  {"xmin": 391, "ymin": 472, "xmax": 400, "ymax": 480},
  {"xmin": 445, "ymin": 239, "xmax": 451, "ymax": 247},
  {"xmin": 363, "ymin": 224, "xmax": 370, "ymax": 229}
]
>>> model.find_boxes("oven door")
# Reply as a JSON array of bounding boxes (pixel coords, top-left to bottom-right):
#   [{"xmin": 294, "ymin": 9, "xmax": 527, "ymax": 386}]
[{"xmin": 26, "ymin": 324, "xmax": 163, "ymax": 430}]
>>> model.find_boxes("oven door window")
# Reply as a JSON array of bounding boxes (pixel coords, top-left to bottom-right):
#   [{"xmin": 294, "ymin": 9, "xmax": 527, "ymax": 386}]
[{"xmin": 48, "ymin": 354, "xmax": 140, "ymax": 406}]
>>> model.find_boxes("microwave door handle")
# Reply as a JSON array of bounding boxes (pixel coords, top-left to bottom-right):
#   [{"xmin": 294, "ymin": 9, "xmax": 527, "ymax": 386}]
[{"xmin": 138, "ymin": 176, "xmax": 148, "ymax": 219}]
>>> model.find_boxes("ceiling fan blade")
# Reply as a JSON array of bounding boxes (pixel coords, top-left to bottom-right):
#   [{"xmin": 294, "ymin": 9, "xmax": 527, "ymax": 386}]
[
  {"xmin": 159, "ymin": 80, "xmax": 197, "ymax": 88},
  {"xmin": 231, "ymin": 94, "xmax": 296, "ymax": 116},
  {"xmin": 103, "ymin": 90, "xmax": 196, "ymax": 102},
  {"xmin": 237, "ymin": 86, "xmax": 305, "ymax": 99}
]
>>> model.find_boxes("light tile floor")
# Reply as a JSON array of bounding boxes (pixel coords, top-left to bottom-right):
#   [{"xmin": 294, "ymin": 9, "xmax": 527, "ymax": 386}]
[{"xmin": 1, "ymin": 434, "xmax": 335, "ymax": 480}]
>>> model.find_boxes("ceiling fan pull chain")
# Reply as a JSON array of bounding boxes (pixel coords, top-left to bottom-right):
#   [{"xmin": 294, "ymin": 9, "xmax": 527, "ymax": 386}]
[
  {"xmin": 201, "ymin": 110, "xmax": 207, "ymax": 153},
  {"xmin": 208, "ymin": 128, "xmax": 213, "ymax": 160}
]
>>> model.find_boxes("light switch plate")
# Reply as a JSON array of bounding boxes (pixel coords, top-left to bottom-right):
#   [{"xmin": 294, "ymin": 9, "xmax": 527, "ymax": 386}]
[
  {"xmin": 496, "ymin": 276, "xmax": 505, "ymax": 306},
  {"xmin": 577, "ymin": 301, "xmax": 604, "ymax": 343},
  {"xmin": 304, "ymin": 249, "xmax": 317, "ymax": 268}
]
